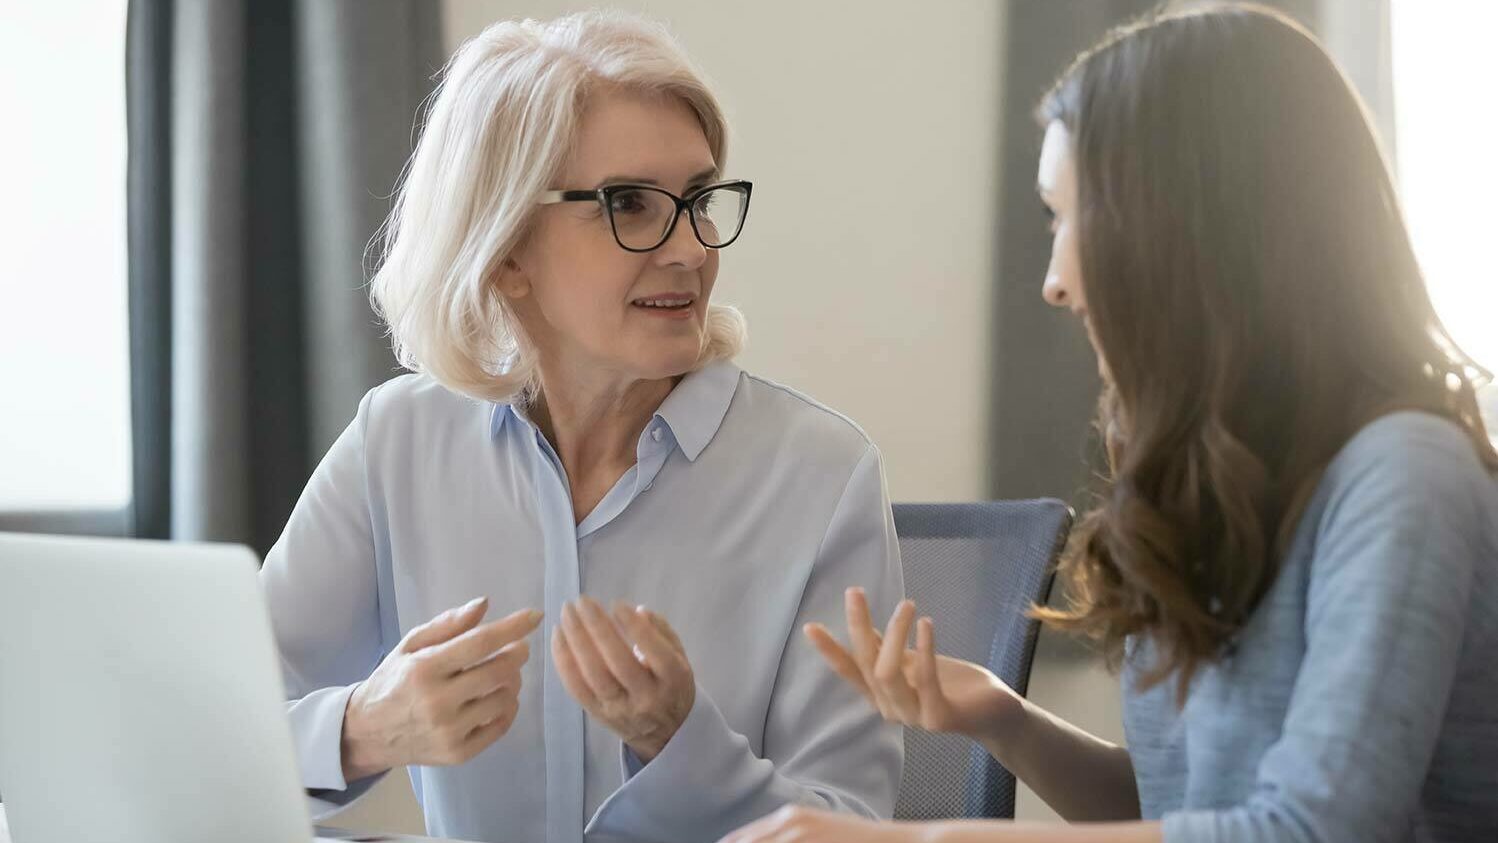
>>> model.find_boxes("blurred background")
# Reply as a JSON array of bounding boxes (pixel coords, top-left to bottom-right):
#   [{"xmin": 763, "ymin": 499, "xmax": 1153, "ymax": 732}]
[{"xmin": 1, "ymin": 0, "xmax": 1493, "ymax": 832}]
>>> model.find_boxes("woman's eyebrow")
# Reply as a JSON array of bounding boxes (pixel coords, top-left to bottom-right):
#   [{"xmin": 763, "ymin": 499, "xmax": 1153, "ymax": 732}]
[
  {"xmin": 597, "ymin": 174, "xmax": 659, "ymax": 186},
  {"xmin": 595, "ymin": 167, "xmax": 721, "ymax": 189}
]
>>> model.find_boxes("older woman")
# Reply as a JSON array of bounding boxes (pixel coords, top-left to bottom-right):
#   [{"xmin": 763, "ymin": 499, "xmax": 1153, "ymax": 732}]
[{"xmin": 259, "ymin": 11, "xmax": 902, "ymax": 843}]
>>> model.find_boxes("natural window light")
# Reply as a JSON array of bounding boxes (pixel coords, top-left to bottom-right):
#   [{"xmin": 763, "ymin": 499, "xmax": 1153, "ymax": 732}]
[
  {"xmin": 1391, "ymin": 0, "xmax": 1498, "ymax": 431},
  {"xmin": 0, "ymin": 2, "xmax": 133, "ymax": 511}
]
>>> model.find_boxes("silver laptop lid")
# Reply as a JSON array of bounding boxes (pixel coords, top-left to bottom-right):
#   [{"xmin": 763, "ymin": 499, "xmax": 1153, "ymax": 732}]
[{"xmin": 0, "ymin": 533, "xmax": 313, "ymax": 843}]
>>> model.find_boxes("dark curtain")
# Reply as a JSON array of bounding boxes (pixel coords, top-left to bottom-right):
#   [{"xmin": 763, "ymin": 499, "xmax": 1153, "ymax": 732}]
[
  {"xmin": 987, "ymin": 0, "xmax": 1157, "ymax": 504},
  {"xmin": 125, "ymin": 0, "xmax": 443, "ymax": 554}
]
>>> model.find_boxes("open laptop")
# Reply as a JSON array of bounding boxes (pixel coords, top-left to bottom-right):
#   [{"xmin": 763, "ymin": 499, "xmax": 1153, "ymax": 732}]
[{"xmin": 0, "ymin": 533, "xmax": 403, "ymax": 843}]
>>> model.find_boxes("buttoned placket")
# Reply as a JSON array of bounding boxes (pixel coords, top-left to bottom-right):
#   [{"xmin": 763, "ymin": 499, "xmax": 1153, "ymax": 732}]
[{"xmin": 522, "ymin": 414, "xmax": 677, "ymax": 843}]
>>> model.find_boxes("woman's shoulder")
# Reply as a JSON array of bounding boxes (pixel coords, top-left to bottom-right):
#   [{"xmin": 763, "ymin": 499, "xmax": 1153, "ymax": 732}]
[
  {"xmin": 1302, "ymin": 410, "xmax": 1498, "ymax": 565},
  {"xmin": 729, "ymin": 370, "xmax": 877, "ymax": 458},
  {"xmin": 356, "ymin": 371, "xmax": 494, "ymax": 441},
  {"xmin": 1320, "ymin": 411, "xmax": 1495, "ymax": 503}
]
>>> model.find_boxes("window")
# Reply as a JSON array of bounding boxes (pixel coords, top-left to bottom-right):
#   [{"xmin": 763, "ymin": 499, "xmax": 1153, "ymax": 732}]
[
  {"xmin": 0, "ymin": 2, "xmax": 132, "ymax": 527},
  {"xmin": 1391, "ymin": 0, "xmax": 1498, "ymax": 434}
]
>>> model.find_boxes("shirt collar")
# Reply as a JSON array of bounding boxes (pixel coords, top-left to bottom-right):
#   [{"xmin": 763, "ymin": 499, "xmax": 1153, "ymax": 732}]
[
  {"xmin": 651, "ymin": 359, "xmax": 740, "ymax": 461},
  {"xmin": 488, "ymin": 360, "xmax": 741, "ymax": 462},
  {"xmin": 489, "ymin": 397, "xmax": 523, "ymax": 439}
]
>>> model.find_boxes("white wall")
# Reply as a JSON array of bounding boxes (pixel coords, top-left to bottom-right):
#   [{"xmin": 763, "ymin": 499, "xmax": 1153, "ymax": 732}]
[{"xmin": 441, "ymin": 0, "xmax": 1005, "ymax": 503}]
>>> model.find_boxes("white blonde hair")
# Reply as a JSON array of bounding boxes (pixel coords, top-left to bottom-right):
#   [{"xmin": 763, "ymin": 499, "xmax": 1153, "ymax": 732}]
[{"xmin": 369, "ymin": 10, "xmax": 747, "ymax": 403}]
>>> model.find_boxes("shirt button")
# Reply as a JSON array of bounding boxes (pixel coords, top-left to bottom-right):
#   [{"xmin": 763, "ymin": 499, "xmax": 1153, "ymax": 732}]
[{"xmin": 651, "ymin": 427, "xmax": 663, "ymax": 442}]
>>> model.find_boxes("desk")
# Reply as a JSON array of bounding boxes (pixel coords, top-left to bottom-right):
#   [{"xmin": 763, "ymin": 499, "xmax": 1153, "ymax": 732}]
[{"xmin": 0, "ymin": 803, "xmax": 465, "ymax": 843}]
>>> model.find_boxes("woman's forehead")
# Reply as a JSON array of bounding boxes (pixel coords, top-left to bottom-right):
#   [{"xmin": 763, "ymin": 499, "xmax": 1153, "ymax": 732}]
[
  {"xmin": 564, "ymin": 89, "xmax": 717, "ymax": 188},
  {"xmin": 1036, "ymin": 120, "xmax": 1073, "ymax": 196}
]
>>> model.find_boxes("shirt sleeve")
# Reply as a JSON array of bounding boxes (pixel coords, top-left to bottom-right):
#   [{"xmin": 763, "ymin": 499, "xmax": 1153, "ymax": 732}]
[
  {"xmin": 585, "ymin": 444, "xmax": 906, "ymax": 843},
  {"xmin": 259, "ymin": 387, "xmax": 388, "ymax": 815},
  {"xmin": 1163, "ymin": 418, "xmax": 1487, "ymax": 843}
]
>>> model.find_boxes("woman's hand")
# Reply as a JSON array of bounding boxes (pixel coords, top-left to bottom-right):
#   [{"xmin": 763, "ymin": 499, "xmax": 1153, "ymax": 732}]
[
  {"xmin": 718, "ymin": 805, "xmax": 918, "ymax": 843},
  {"xmin": 722, "ymin": 807, "xmax": 1161, "ymax": 843},
  {"xmin": 552, "ymin": 597, "xmax": 695, "ymax": 763},
  {"xmin": 341, "ymin": 597, "xmax": 541, "ymax": 780},
  {"xmin": 804, "ymin": 588, "xmax": 1024, "ymax": 744}
]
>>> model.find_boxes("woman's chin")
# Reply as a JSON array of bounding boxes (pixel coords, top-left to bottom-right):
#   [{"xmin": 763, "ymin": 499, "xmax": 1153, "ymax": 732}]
[{"xmin": 629, "ymin": 346, "xmax": 704, "ymax": 382}]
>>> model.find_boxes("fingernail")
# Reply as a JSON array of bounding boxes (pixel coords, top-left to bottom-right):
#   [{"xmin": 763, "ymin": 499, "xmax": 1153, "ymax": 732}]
[
  {"xmin": 464, "ymin": 596, "xmax": 487, "ymax": 611},
  {"xmin": 528, "ymin": 609, "xmax": 544, "ymax": 624}
]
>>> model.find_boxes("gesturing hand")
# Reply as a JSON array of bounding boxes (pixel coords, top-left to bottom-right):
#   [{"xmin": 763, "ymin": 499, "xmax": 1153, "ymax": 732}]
[
  {"xmin": 803, "ymin": 588, "xmax": 1024, "ymax": 743},
  {"xmin": 341, "ymin": 597, "xmax": 541, "ymax": 780},
  {"xmin": 552, "ymin": 597, "xmax": 695, "ymax": 763}
]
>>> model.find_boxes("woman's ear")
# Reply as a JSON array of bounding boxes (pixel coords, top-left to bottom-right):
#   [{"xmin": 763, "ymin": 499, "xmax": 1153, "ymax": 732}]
[{"xmin": 494, "ymin": 255, "xmax": 532, "ymax": 300}]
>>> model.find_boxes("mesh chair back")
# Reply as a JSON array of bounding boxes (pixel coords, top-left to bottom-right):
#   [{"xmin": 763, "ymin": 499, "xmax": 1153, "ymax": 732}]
[{"xmin": 891, "ymin": 499, "xmax": 1073, "ymax": 821}]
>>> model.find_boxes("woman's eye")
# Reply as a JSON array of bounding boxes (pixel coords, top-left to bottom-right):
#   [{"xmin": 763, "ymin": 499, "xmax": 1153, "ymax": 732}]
[
  {"xmin": 1041, "ymin": 204, "xmax": 1058, "ymax": 233},
  {"xmin": 609, "ymin": 190, "xmax": 650, "ymax": 216}
]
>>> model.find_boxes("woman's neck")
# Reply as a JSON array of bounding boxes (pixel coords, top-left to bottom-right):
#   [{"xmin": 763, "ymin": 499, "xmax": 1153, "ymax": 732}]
[{"xmin": 529, "ymin": 363, "xmax": 678, "ymax": 522}]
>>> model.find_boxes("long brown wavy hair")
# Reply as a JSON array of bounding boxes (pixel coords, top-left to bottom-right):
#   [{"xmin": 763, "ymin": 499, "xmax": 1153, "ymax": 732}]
[{"xmin": 1032, "ymin": 3, "xmax": 1498, "ymax": 700}]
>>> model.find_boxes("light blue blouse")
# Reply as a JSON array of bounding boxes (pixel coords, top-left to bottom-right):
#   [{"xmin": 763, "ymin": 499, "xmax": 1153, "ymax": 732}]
[{"xmin": 259, "ymin": 361, "xmax": 905, "ymax": 843}]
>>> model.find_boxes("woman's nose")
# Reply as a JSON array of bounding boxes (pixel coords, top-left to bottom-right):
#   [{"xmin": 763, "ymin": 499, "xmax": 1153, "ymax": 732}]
[
  {"xmin": 656, "ymin": 211, "xmax": 707, "ymax": 268},
  {"xmin": 1041, "ymin": 270, "xmax": 1069, "ymax": 309}
]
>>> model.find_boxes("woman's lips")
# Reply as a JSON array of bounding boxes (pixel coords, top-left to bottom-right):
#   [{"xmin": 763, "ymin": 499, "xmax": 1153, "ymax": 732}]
[{"xmin": 631, "ymin": 295, "xmax": 696, "ymax": 319}]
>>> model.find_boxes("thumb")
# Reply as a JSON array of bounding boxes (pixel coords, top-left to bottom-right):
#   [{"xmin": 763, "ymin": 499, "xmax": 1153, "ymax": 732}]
[{"xmin": 399, "ymin": 596, "xmax": 489, "ymax": 654}]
